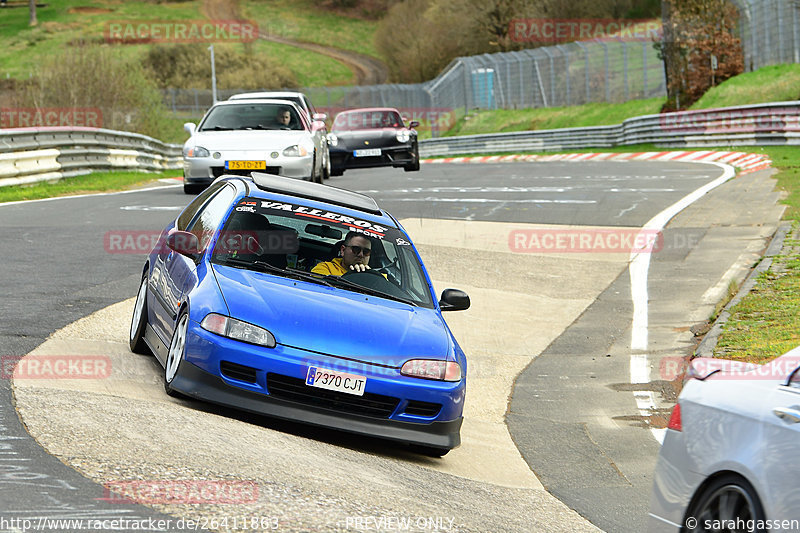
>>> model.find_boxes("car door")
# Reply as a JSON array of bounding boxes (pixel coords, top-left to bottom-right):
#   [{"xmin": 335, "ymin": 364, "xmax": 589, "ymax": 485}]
[
  {"xmin": 151, "ymin": 183, "xmax": 235, "ymax": 342},
  {"xmin": 759, "ymin": 363, "xmax": 800, "ymax": 520}
]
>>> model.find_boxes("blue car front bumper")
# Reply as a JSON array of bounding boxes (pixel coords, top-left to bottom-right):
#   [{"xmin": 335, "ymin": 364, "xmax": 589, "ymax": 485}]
[{"xmin": 170, "ymin": 322, "xmax": 464, "ymax": 450}]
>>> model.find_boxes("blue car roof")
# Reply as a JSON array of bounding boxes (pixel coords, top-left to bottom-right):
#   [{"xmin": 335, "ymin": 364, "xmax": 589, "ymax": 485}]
[
  {"xmin": 223, "ymin": 174, "xmax": 398, "ymax": 228},
  {"xmin": 251, "ymin": 173, "xmax": 381, "ymax": 214}
]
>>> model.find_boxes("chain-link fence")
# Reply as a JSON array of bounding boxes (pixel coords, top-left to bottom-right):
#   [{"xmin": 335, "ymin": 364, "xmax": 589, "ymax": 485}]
[
  {"xmin": 164, "ymin": 1, "xmax": 800, "ymax": 136},
  {"xmin": 733, "ymin": 0, "xmax": 800, "ymax": 70},
  {"xmin": 164, "ymin": 39, "xmax": 667, "ymax": 137}
]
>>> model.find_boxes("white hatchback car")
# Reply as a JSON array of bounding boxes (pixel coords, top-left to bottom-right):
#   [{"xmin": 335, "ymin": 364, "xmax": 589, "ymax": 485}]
[
  {"xmin": 649, "ymin": 349, "xmax": 800, "ymax": 532},
  {"xmin": 229, "ymin": 91, "xmax": 330, "ymax": 179},
  {"xmin": 182, "ymin": 99, "xmax": 328, "ymax": 194}
]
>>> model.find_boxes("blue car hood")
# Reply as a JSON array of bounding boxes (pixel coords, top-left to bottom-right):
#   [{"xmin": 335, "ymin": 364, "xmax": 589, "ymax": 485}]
[{"xmin": 212, "ymin": 265, "xmax": 451, "ymax": 365}]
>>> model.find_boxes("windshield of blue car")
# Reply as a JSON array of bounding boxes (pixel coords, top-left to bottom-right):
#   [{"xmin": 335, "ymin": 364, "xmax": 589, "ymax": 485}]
[
  {"xmin": 209, "ymin": 198, "xmax": 435, "ymax": 308},
  {"xmin": 332, "ymin": 111, "xmax": 404, "ymax": 132},
  {"xmin": 199, "ymin": 103, "xmax": 304, "ymax": 131}
]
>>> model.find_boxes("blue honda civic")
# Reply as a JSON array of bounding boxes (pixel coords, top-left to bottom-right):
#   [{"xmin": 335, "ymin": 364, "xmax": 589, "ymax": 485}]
[{"xmin": 129, "ymin": 173, "xmax": 470, "ymax": 456}]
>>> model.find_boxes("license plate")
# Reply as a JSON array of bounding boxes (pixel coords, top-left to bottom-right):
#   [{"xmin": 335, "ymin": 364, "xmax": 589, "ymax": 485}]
[
  {"xmin": 305, "ymin": 366, "xmax": 366, "ymax": 396},
  {"xmin": 225, "ymin": 160, "xmax": 266, "ymax": 170},
  {"xmin": 353, "ymin": 149, "xmax": 381, "ymax": 157}
]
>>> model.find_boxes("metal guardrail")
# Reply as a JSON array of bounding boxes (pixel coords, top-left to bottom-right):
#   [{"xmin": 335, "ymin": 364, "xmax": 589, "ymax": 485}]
[
  {"xmin": 419, "ymin": 101, "xmax": 800, "ymax": 157},
  {"xmin": 0, "ymin": 127, "xmax": 182, "ymax": 187},
  {"xmin": 1, "ymin": 102, "xmax": 797, "ymax": 187}
]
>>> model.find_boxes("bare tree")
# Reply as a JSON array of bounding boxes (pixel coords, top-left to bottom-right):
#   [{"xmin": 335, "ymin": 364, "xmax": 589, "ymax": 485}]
[
  {"xmin": 658, "ymin": 0, "xmax": 743, "ymax": 110},
  {"xmin": 29, "ymin": 0, "xmax": 37, "ymax": 26}
]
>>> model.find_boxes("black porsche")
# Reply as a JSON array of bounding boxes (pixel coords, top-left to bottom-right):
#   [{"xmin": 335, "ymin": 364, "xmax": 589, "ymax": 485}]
[{"xmin": 327, "ymin": 107, "xmax": 420, "ymax": 176}]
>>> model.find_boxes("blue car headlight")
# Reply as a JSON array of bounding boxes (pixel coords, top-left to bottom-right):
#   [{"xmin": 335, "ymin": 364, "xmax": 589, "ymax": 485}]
[
  {"xmin": 200, "ymin": 313, "xmax": 276, "ymax": 348},
  {"xmin": 400, "ymin": 359, "xmax": 461, "ymax": 381}
]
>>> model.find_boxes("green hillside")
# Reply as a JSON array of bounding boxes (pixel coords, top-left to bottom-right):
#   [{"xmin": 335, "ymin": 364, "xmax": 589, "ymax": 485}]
[{"xmin": 0, "ymin": 0, "xmax": 374, "ymax": 86}]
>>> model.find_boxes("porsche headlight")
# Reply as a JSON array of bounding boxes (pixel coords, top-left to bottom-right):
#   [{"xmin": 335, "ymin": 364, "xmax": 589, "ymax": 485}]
[
  {"xmin": 183, "ymin": 146, "xmax": 210, "ymax": 158},
  {"xmin": 282, "ymin": 145, "xmax": 308, "ymax": 157},
  {"xmin": 395, "ymin": 130, "xmax": 411, "ymax": 143},
  {"xmin": 400, "ymin": 359, "xmax": 461, "ymax": 381},
  {"xmin": 201, "ymin": 313, "xmax": 276, "ymax": 348},
  {"xmin": 327, "ymin": 133, "xmax": 338, "ymax": 146}
]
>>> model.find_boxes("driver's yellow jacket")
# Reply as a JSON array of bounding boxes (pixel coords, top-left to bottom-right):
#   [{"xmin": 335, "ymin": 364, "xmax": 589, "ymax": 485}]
[{"xmin": 311, "ymin": 257, "xmax": 347, "ymax": 276}]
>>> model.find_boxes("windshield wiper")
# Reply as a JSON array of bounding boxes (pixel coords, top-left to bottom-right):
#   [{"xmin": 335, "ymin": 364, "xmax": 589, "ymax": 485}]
[
  {"xmin": 201, "ymin": 126, "xmax": 234, "ymax": 131},
  {"xmin": 321, "ymin": 275, "xmax": 416, "ymax": 306},
  {"xmin": 213, "ymin": 258, "xmax": 333, "ymax": 287},
  {"xmin": 254, "ymin": 261, "xmax": 335, "ymax": 287}
]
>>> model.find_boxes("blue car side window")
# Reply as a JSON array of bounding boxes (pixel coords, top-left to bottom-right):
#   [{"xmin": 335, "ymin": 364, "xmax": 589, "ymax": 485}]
[
  {"xmin": 176, "ymin": 181, "xmax": 228, "ymax": 231},
  {"xmin": 187, "ymin": 185, "xmax": 237, "ymax": 252}
]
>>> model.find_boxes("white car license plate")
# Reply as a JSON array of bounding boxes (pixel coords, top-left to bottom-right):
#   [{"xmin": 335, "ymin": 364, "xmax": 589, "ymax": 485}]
[
  {"xmin": 353, "ymin": 148, "xmax": 381, "ymax": 157},
  {"xmin": 225, "ymin": 160, "xmax": 266, "ymax": 170},
  {"xmin": 305, "ymin": 366, "xmax": 366, "ymax": 396}
]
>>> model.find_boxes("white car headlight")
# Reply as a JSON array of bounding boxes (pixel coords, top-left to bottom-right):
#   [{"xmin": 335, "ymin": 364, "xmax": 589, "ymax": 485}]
[
  {"xmin": 395, "ymin": 131, "xmax": 410, "ymax": 143},
  {"xmin": 283, "ymin": 145, "xmax": 309, "ymax": 157},
  {"xmin": 201, "ymin": 313, "xmax": 276, "ymax": 348},
  {"xmin": 327, "ymin": 133, "xmax": 338, "ymax": 146},
  {"xmin": 183, "ymin": 146, "xmax": 210, "ymax": 158},
  {"xmin": 400, "ymin": 359, "xmax": 461, "ymax": 381}
]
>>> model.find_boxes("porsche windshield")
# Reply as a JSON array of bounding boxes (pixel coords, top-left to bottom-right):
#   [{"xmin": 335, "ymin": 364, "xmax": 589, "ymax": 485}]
[
  {"xmin": 332, "ymin": 110, "xmax": 404, "ymax": 132},
  {"xmin": 210, "ymin": 198, "xmax": 434, "ymax": 308},
  {"xmin": 199, "ymin": 103, "xmax": 304, "ymax": 131}
]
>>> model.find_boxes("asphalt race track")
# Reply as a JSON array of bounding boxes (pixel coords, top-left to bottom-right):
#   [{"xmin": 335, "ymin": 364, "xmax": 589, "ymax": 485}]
[{"xmin": 0, "ymin": 161, "xmax": 784, "ymax": 532}]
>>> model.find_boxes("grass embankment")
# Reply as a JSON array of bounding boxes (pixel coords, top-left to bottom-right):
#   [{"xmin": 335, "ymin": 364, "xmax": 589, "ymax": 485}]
[
  {"xmin": 0, "ymin": 0, "xmax": 366, "ymax": 85},
  {"xmin": 0, "ymin": 170, "xmax": 179, "ymax": 204},
  {"xmin": 711, "ymin": 146, "xmax": 800, "ymax": 363},
  {"xmin": 443, "ymin": 99, "xmax": 665, "ymax": 137},
  {"xmin": 241, "ymin": 0, "xmax": 382, "ymax": 59},
  {"xmin": 443, "ymin": 64, "xmax": 800, "ymax": 137}
]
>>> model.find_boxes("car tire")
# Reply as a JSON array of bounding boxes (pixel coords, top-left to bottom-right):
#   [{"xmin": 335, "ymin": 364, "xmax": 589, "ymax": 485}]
[
  {"xmin": 306, "ymin": 153, "xmax": 322, "ymax": 183},
  {"xmin": 330, "ymin": 167, "xmax": 344, "ymax": 177},
  {"xmin": 129, "ymin": 274, "xmax": 152, "ymax": 355},
  {"xmin": 409, "ymin": 445, "xmax": 450, "ymax": 458},
  {"xmin": 322, "ymin": 150, "xmax": 331, "ymax": 180},
  {"xmin": 164, "ymin": 310, "xmax": 189, "ymax": 397},
  {"xmin": 315, "ymin": 152, "xmax": 324, "ymax": 184},
  {"xmin": 184, "ymin": 182, "xmax": 204, "ymax": 195},
  {"xmin": 684, "ymin": 474, "xmax": 765, "ymax": 533},
  {"xmin": 404, "ymin": 145, "xmax": 420, "ymax": 172}
]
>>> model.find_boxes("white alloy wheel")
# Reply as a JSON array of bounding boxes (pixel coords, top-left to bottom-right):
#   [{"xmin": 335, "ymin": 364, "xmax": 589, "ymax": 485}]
[{"xmin": 165, "ymin": 313, "xmax": 189, "ymax": 384}]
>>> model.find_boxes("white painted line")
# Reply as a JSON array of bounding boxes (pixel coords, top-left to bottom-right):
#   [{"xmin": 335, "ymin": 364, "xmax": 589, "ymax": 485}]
[
  {"xmin": 0, "ymin": 183, "xmax": 183, "ymax": 207},
  {"xmin": 629, "ymin": 161, "xmax": 736, "ymax": 443},
  {"xmin": 391, "ymin": 198, "xmax": 597, "ymax": 204}
]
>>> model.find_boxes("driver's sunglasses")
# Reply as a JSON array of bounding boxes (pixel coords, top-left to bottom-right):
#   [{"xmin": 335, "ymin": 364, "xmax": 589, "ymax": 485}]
[{"xmin": 345, "ymin": 245, "xmax": 371, "ymax": 255}]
